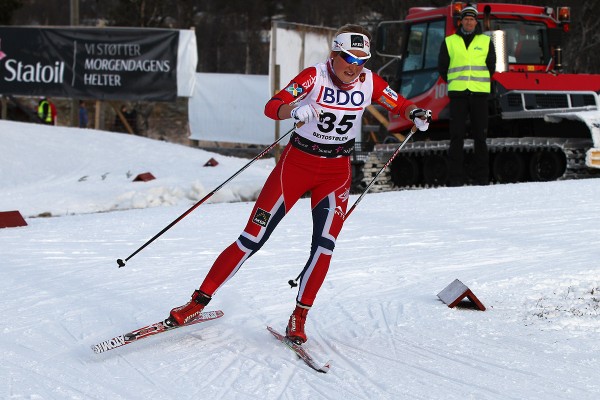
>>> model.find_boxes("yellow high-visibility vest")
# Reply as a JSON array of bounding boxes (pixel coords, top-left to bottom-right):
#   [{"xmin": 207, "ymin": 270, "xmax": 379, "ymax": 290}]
[
  {"xmin": 38, "ymin": 100, "xmax": 52, "ymax": 123},
  {"xmin": 446, "ymin": 34, "xmax": 491, "ymax": 93}
]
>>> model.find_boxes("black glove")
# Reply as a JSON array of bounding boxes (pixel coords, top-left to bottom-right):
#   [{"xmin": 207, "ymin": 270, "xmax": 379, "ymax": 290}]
[{"xmin": 409, "ymin": 108, "xmax": 432, "ymax": 123}]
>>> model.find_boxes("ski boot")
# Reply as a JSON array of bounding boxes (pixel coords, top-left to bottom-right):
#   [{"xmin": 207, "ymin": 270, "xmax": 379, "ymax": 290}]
[
  {"xmin": 165, "ymin": 289, "xmax": 211, "ymax": 327},
  {"xmin": 286, "ymin": 303, "xmax": 310, "ymax": 345}
]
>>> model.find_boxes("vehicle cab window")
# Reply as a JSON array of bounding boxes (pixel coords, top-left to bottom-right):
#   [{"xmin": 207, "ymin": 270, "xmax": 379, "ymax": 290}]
[
  {"xmin": 491, "ymin": 20, "xmax": 548, "ymax": 65},
  {"xmin": 399, "ymin": 20, "xmax": 445, "ymax": 99}
]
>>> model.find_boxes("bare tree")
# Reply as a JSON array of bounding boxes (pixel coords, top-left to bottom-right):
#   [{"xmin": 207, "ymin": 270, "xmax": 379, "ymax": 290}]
[
  {"xmin": 561, "ymin": 1, "xmax": 600, "ymax": 73},
  {"xmin": 0, "ymin": 0, "xmax": 23, "ymax": 25},
  {"xmin": 6, "ymin": 0, "xmax": 600, "ymax": 75}
]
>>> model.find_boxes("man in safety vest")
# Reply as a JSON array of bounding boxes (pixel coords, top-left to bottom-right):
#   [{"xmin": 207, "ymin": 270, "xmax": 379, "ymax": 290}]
[
  {"xmin": 438, "ymin": 3, "xmax": 496, "ymax": 186},
  {"xmin": 37, "ymin": 97, "xmax": 54, "ymax": 125}
]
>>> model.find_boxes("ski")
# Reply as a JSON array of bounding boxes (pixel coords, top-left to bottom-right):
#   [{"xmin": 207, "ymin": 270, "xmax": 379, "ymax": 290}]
[
  {"xmin": 267, "ymin": 326, "xmax": 331, "ymax": 373},
  {"xmin": 91, "ymin": 310, "xmax": 224, "ymax": 354}
]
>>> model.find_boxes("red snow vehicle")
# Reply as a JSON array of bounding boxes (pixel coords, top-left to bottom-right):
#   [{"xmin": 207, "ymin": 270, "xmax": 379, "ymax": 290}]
[{"xmin": 369, "ymin": 1, "xmax": 600, "ymax": 187}]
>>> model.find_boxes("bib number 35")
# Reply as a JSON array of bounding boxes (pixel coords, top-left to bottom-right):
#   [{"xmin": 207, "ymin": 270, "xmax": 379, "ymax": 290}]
[{"xmin": 318, "ymin": 112, "xmax": 356, "ymax": 135}]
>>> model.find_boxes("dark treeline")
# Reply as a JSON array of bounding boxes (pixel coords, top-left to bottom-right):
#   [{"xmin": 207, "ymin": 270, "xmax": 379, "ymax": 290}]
[{"xmin": 3, "ymin": 0, "xmax": 599, "ymax": 75}]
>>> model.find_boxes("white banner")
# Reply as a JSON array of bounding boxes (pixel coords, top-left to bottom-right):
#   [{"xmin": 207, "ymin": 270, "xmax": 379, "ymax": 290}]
[
  {"xmin": 269, "ymin": 22, "xmax": 336, "ymax": 95},
  {"xmin": 188, "ymin": 22, "xmax": 335, "ymax": 145},
  {"xmin": 188, "ymin": 72, "xmax": 292, "ymax": 145},
  {"xmin": 177, "ymin": 30, "xmax": 198, "ymax": 97}
]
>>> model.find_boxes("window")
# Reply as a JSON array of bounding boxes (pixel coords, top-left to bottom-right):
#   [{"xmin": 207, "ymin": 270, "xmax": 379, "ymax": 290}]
[
  {"xmin": 399, "ymin": 20, "xmax": 445, "ymax": 99},
  {"xmin": 490, "ymin": 20, "xmax": 547, "ymax": 65}
]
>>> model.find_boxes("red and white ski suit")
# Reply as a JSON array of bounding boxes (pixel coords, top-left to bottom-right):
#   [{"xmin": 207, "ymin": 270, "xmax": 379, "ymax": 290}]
[{"xmin": 198, "ymin": 61, "xmax": 413, "ymax": 307}]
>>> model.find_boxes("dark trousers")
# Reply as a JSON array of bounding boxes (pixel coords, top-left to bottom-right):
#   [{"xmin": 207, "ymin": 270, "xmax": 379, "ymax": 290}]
[{"xmin": 447, "ymin": 92, "xmax": 490, "ymax": 184}]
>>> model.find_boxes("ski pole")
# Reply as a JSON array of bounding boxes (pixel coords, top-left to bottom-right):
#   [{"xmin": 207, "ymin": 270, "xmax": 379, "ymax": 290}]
[
  {"xmin": 117, "ymin": 125, "xmax": 297, "ymax": 268},
  {"xmin": 344, "ymin": 125, "xmax": 417, "ymax": 219}
]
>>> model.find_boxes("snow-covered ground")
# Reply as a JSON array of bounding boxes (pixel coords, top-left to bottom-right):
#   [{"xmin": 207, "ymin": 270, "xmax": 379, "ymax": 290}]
[{"xmin": 1, "ymin": 120, "xmax": 599, "ymax": 400}]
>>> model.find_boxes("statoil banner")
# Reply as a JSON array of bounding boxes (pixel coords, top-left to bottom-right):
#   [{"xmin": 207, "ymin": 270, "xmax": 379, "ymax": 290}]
[{"xmin": 0, "ymin": 27, "xmax": 197, "ymax": 101}]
